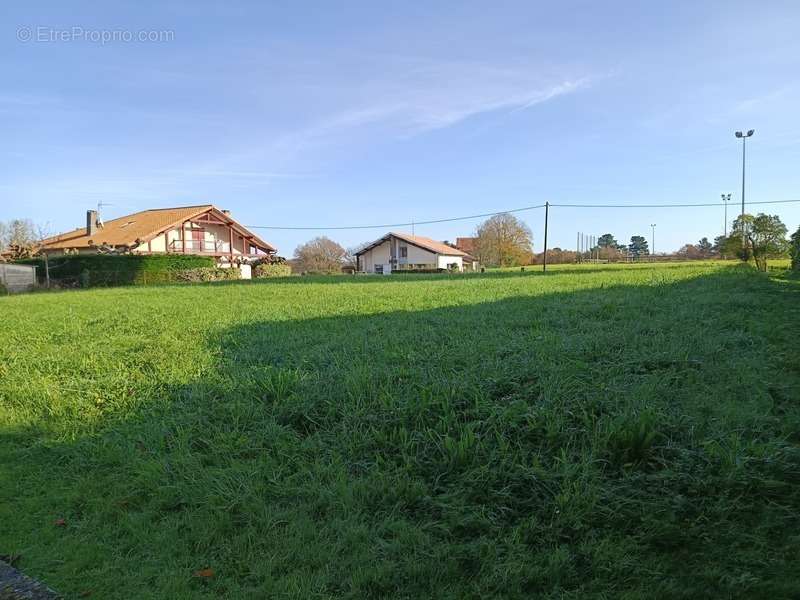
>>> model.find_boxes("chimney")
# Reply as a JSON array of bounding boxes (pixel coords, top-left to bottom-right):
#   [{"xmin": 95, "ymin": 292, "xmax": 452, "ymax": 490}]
[{"xmin": 86, "ymin": 210, "xmax": 97, "ymax": 236}]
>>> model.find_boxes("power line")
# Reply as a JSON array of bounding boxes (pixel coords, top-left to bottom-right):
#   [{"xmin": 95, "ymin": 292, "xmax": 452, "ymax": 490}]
[
  {"xmin": 551, "ymin": 199, "xmax": 800, "ymax": 208},
  {"xmin": 244, "ymin": 198, "xmax": 800, "ymax": 231},
  {"xmin": 245, "ymin": 203, "xmax": 547, "ymax": 230}
]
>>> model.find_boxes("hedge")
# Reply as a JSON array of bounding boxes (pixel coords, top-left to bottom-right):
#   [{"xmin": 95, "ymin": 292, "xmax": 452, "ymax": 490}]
[
  {"xmin": 253, "ymin": 263, "xmax": 292, "ymax": 278},
  {"xmin": 172, "ymin": 267, "xmax": 241, "ymax": 283},
  {"xmin": 17, "ymin": 254, "xmax": 216, "ymax": 287},
  {"xmin": 390, "ymin": 268, "xmax": 448, "ymax": 274}
]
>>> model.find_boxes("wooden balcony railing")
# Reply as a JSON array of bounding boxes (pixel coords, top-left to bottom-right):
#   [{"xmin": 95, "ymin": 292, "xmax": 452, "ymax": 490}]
[
  {"xmin": 170, "ymin": 239, "xmax": 224, "ymax": 253},
  {"xmin": 167, "ymin": 239, "xmax": 270, "ymax": 258}
]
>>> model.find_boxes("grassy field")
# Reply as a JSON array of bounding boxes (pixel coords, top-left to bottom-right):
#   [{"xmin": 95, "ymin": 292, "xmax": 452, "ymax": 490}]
[{"xmin": 1, "ymin": 261, "xmax": 799, "ymax": 599}]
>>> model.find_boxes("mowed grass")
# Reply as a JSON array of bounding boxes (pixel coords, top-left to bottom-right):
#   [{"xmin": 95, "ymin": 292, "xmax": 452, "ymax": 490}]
[{"xmin": 1, "ymin": 262, "xmax": 799, "ymax": 599}]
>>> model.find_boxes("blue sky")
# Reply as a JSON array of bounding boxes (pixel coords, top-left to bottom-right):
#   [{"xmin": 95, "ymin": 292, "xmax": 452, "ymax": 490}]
[{"xmin": 2, "ymin": 1, "xmax": 800, "ymax": 255}]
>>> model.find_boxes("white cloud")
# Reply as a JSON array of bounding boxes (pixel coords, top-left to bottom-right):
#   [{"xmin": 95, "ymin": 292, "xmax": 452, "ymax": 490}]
[
  {"xmin": 242, "ymin": 60, "xmax": 593, "ymax": 170},
  {"xmin": 300, "ymin": 66, "xmax": 590, "ymax": 139}
]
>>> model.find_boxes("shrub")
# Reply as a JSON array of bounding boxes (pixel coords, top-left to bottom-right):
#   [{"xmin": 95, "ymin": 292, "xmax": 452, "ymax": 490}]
[
  {"xmin": 791, "ymin": 225, "xmax": 800, "ymax": 271},
  {"xmin": 253, "ymin": 263, "xmax": 292, "ymax": 278},
  {"xmin": 173, "ymin": 267, "xmax": 241, "ymax": 283}
]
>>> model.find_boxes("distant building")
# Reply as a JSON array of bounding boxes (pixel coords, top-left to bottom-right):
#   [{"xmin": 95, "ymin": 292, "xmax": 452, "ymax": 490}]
[
  {"xmin": 455, "ymin": 237, "xmax": 477, "ymax": 255},
  {"xmin": 354, "ymin": 232, "xmax": 474, "ymax": 273},
  {"xmin": 39, "ymin": 205, "xmax": 276, "ymax": 278},
  {"xmin": 453, "ymin": 237, "xmax": 479, "ymax": 270}
]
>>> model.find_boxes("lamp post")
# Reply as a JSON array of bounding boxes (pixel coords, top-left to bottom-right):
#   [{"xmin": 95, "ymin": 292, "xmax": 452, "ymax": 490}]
[
  {"xmin": 721, "ymin": 193, "xmax": 731, "ymax": 237},
  {"xmin": 650, "ymin": 224, "xmax": 656, "ymax": 259},
  {"xmin": 735, "ymin": 129, "xmax": 754, "ymax": 250}
]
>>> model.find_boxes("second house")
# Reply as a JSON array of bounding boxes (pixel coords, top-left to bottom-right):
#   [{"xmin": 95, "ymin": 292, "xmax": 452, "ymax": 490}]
[{"xmin": 355, "ymin": 232, "xmax": 475, "ymax": 273}]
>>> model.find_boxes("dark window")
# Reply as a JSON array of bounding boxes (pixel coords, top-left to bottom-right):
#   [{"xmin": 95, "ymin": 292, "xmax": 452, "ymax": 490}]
[
  {"xmin": 375, "ymin": 264, "xmax": 383, "ymax": 274},
  {"xmin": 399, "ymin": 246, "xmax": 408, "ymax": 258}
]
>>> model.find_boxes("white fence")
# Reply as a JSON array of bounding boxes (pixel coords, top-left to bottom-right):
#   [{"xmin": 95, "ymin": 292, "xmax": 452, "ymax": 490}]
[{"xmin": 0, "ymin": 264, "xmax": 37, "ymax": 293}]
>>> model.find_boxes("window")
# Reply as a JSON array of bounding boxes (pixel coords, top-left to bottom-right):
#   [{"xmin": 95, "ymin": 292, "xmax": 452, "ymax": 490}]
[
  {"xmin": 399, "ymin": 246, "xmax": 408, "ymax": 258},
  {"xmin": 374, "ymin": 264, "xmax": 383, "ymax": 274}
]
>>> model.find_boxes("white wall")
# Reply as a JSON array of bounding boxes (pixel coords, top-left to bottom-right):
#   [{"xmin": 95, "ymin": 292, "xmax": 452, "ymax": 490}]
[
  {"xmin": 132, "ymin": 222, "xmax": 253, "ymax": 257},
  {"xmin": 359, "ymin": 240, "xmax": 392, "ymax": 273},
  {"xmin": 400, "ymin": 243, "xmax": 437, "ymax": 267},
  {"xmin": 437, "ymin": 255, "xmax": 464, "ymax": 271}
]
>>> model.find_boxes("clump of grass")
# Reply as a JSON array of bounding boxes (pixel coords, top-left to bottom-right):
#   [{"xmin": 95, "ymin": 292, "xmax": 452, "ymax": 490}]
[{"xmin": 600, "ymin": 409, "xmax": 662, "ymax": 470}]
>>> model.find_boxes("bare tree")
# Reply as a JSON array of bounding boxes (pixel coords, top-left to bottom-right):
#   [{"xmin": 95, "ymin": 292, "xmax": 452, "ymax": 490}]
[
  {"xmin": 3, "ymin": 219, "xmax": 37, "ymax": 247},
  {"xmin": 474, "ymin": 213, "xmax": 534, "ymax": 267},
  {"xmin": 343, "ymin": 247, "xmax": 360, "ymax": 269},
  {"xmin": 1, "ymin": 219, "xmax": 48, "ymax": 260},
  {"xmin": 294, "ymin": 236, "xmax": 348, "ymax": 273}
]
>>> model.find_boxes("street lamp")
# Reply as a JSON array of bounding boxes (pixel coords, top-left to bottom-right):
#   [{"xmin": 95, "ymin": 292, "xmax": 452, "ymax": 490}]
[
  {"xmin": 721, "ymin": 193, "xmax": 731, "ymax": 237},
  {"xmin": 735, "ymin": 129, "xmax": 754, "ymax": 249},
  {"xmin": 650, "ymin": 223, "xmax": 656, "ymax": 259}
]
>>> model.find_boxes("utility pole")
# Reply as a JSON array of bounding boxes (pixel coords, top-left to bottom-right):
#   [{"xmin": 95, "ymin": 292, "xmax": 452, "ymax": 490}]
[
  {"xmin": 44, "ymin": 251, "xmax": 50, "ymax": 289},
  {"xmin": 542, "ymin": 202, "xmax": 549, "ymax": 272},
  {"xmin": 735, "ymin": 129, "xmax": 754, "ymax": 252},
  {"xmin": 650, "ymin": 224, "xmax": 656, "ymax": 259},
  {"xmin": 721, "ymin": 193, "xmax": 731, "ymax": 237}
]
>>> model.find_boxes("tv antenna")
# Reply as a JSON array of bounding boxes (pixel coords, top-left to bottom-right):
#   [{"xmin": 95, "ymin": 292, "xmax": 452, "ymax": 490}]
[{"xmin": 96, "ymin": 201, "xmax": 113, "ymax": 228}]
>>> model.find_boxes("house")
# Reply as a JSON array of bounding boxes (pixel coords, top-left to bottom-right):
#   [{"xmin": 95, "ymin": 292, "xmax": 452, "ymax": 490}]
[
  {"xmin": 452, "ymin": 237, "xmax": 480, "ymax": 270},
  {"xmin": 39, "ymin": 205, "xmax": 276, "ymax": 279},
  {"xmin": 455, "ymin": 237, "xmax": 477, "ymax": 255},
  {"xmin": 354, "ymin": 232, "xmax": 475, "ymax": 273}
]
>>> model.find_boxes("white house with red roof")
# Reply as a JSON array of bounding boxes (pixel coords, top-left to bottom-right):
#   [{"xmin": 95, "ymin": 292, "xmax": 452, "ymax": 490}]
[
  {"xmin": 39, "ymin": 205, "xmax": 276, "ymax": 278},
  {"xmin": 354, "ymin": 232, "xmax": 475, "ymax": 273}
]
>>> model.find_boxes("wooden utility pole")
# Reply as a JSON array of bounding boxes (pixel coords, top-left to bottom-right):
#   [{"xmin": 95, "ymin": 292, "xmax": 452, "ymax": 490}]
[{"xmin": 44, "ymin": 252, "xmax": 50, "ymax": 288}]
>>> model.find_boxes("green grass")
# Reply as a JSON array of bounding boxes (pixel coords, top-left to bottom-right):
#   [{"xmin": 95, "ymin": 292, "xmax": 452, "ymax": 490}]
[{"xmin": 1, "ymin": 262, "xmax": 799, "ymax": 599}]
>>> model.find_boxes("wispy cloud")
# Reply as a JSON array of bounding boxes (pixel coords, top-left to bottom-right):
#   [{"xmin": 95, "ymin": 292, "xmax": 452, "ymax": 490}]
[
  {"xmin": 299, "ymin": 67, "xmax": 590, "ymax": 139},
  {"xmin": 730, "ymin": 85, "xmax": 798, "ymax": 115},
  {"xmin": 187, "ymin": 57, "xmax": 593, "ymax": 176}
]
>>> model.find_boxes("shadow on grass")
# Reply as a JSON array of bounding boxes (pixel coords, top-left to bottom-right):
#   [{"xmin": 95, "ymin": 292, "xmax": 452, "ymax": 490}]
[{"xmin": 2, "ymin": 267, "xmax": 800, "ymax": 598}]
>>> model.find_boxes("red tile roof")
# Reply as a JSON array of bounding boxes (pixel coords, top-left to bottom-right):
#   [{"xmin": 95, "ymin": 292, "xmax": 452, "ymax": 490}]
[
  {"xmin": 389, "ymin": 232, "xmax": 469, "ymax": 256},
  {"xmin": 455, "ymin": 237, "xmax": 477, "ymax": 253},
  {"xmin": 40, "ymin": 205, "xmax": 275, "ymax": 252},
  {"xmin": 355, "ymin": 232, "xmax": 468, "ymax": 256}
]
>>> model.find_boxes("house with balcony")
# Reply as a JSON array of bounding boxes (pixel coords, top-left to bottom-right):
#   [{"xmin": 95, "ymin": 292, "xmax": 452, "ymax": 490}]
[
  {"xmin": 354, "ymin": 232, "xmax": 474, "ymax": 273},
  {"xmin": 39, "ymin": 205, "xmax": 276, "ymax": 278}
]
